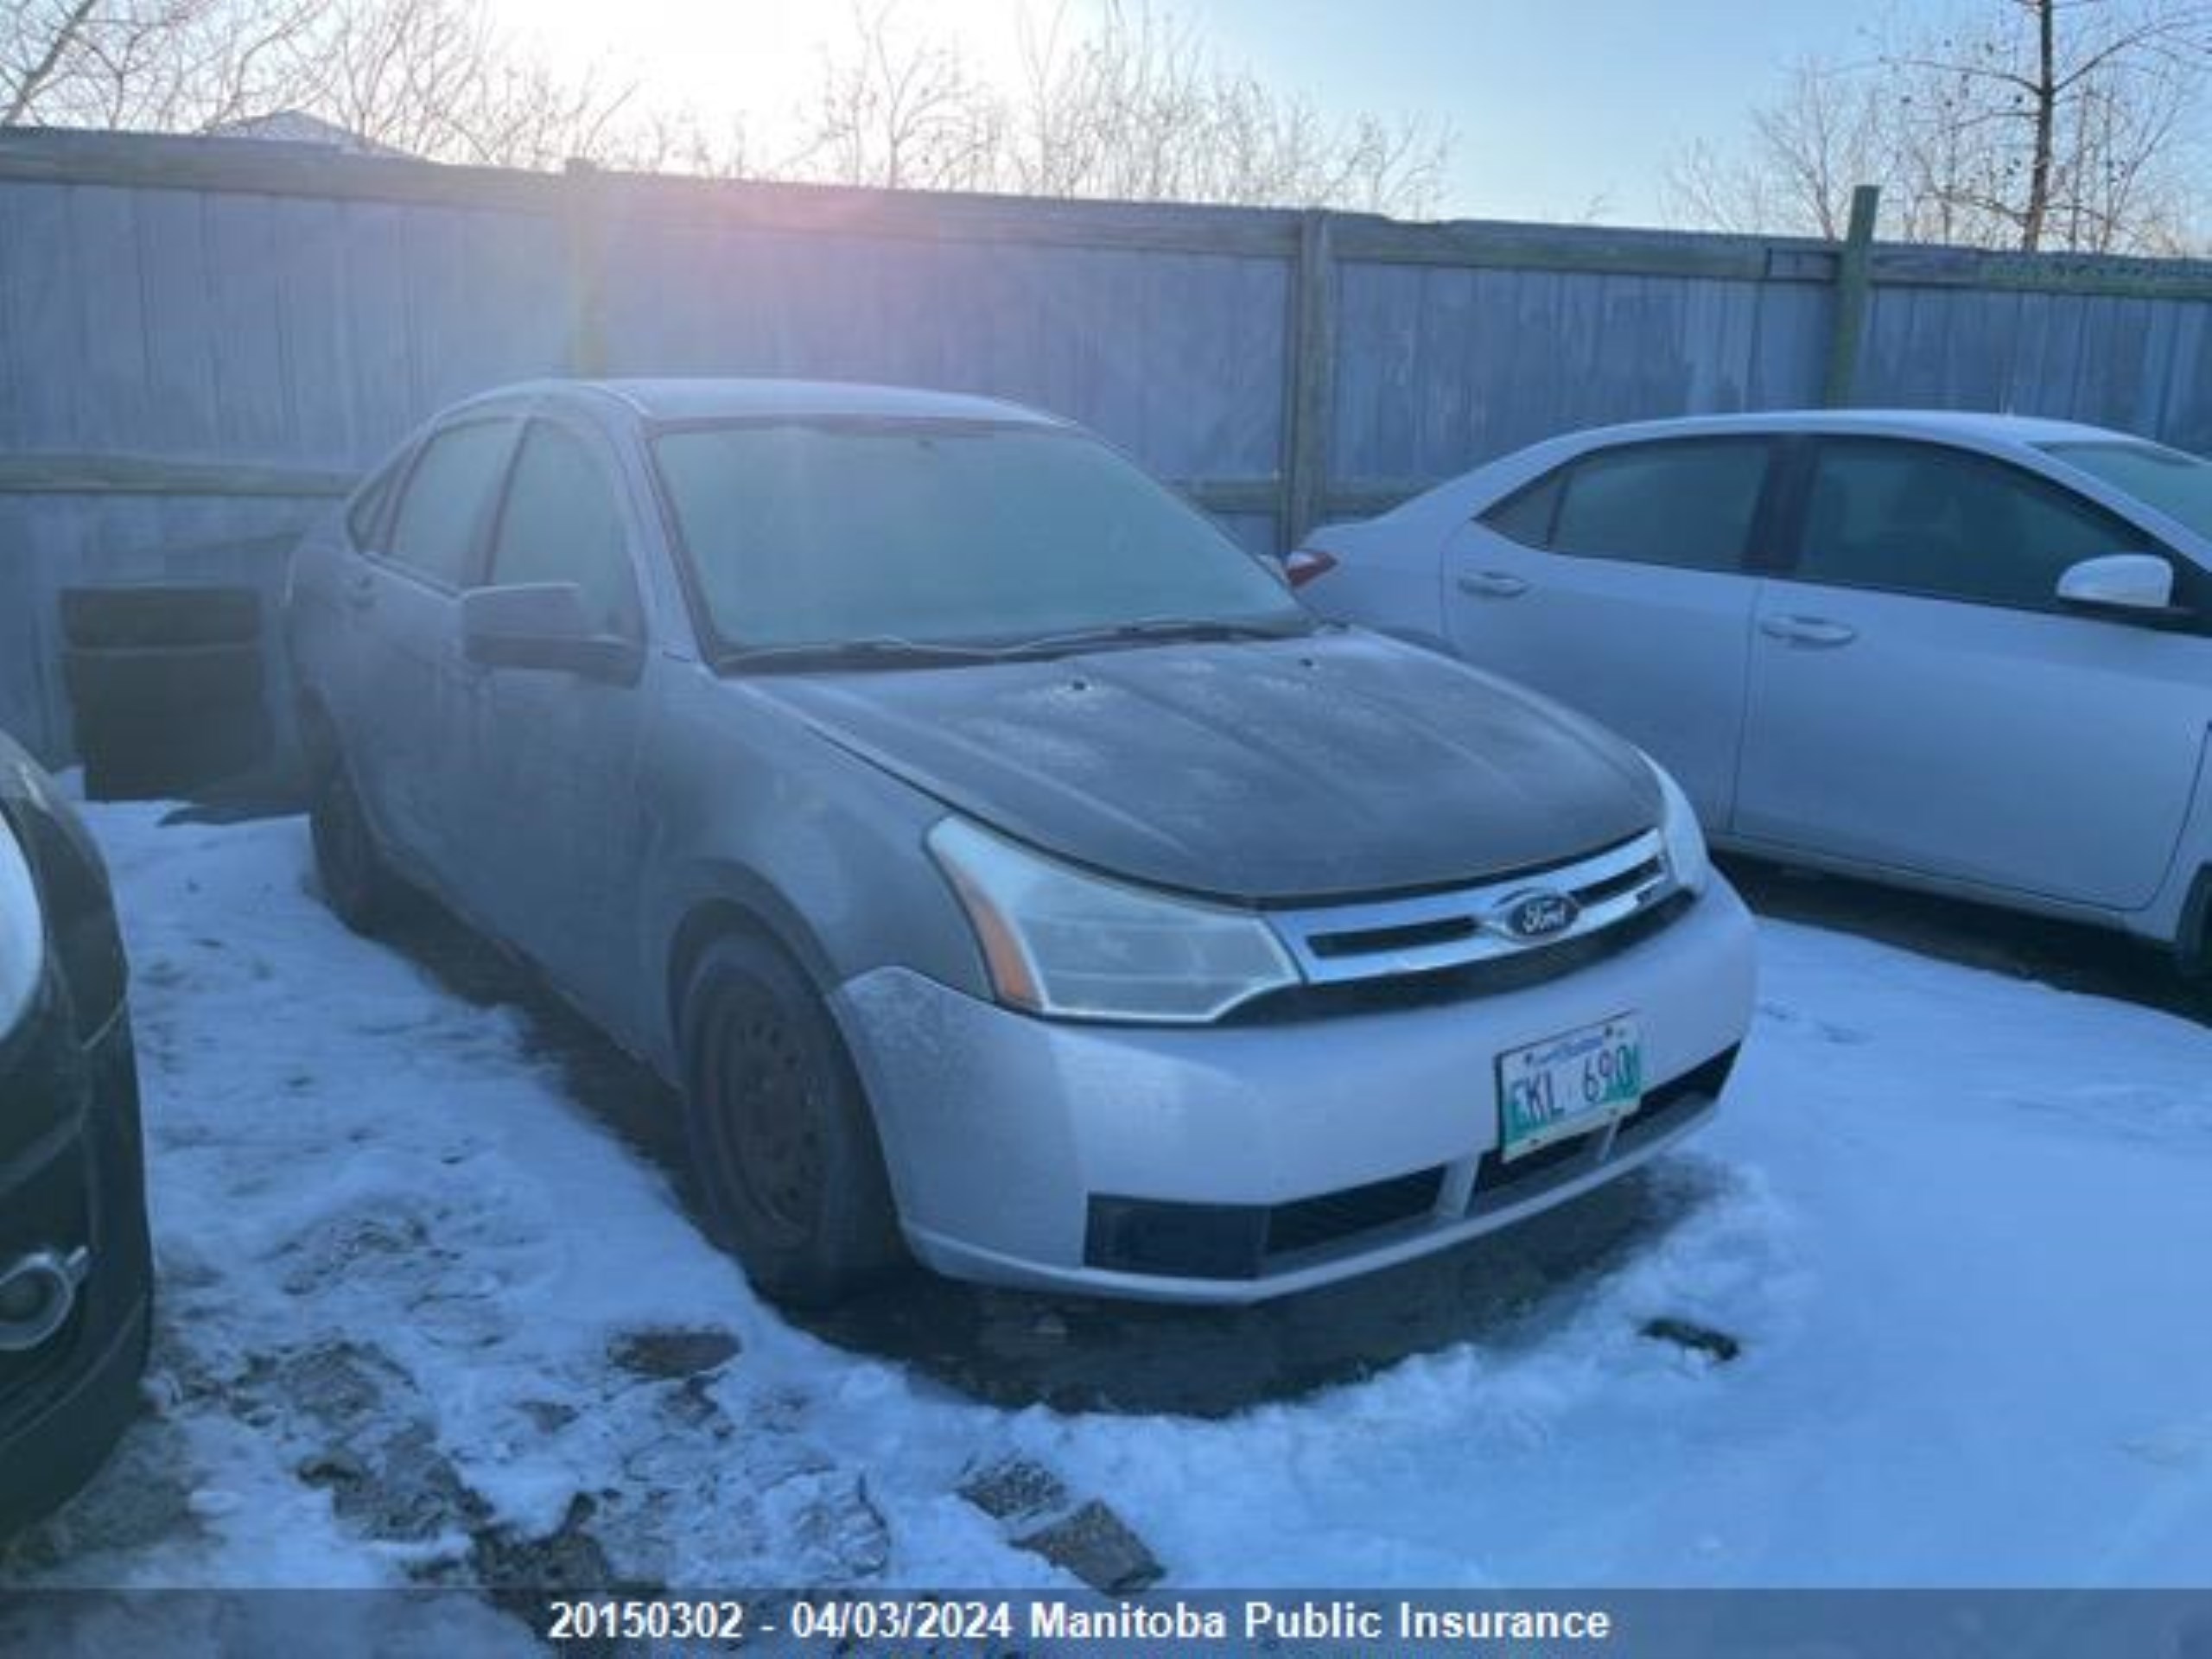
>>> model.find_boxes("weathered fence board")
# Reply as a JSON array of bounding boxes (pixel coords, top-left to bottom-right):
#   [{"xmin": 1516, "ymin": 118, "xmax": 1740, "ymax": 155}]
[{"xmin": 7, "ymin": 126, "xmax": 2212, "ymax": 760}]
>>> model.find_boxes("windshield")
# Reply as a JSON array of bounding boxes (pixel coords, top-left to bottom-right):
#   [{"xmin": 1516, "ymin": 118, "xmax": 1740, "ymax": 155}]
[
  {"xmin": 2040, "ymin": 438, "xmax": 2212, "ymax": 542},
  {"xmin": 651, "ymin": 418, "xmax": 1306, "ymax": 657}
]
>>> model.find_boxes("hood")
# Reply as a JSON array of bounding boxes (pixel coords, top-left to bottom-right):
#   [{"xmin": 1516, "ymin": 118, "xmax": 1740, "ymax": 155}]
[{"xmin": 748, "ymin": 630, "xmax": 1661, "ymax": 903}]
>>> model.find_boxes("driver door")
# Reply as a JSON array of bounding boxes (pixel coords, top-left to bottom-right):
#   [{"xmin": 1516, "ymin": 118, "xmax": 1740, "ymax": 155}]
[
  {"xmin": 461, "ymin": 414, "xmax": 654, "ymax": 1013},
  {"xmin": 1733, "ymin": 436, "xmax": 2208, "ymax": 911}
]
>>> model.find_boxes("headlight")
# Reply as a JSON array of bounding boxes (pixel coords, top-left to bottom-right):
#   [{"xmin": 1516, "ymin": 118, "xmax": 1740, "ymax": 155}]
[
  {"xmin": 927, "ymin": 817, "xmax": 1300, "ymax": 1023},
  {"xmin": 1645, "ymin": 755, "xmax": 1710, "ymax": 895},
  {"xmin": 0, "ymin": 808, "xmax": 45, "ymax": 1038}
]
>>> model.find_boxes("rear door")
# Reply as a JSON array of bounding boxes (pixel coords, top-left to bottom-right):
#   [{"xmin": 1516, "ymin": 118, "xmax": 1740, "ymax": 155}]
[
  {"xmin": 349, "ymin": 416, "xmax": 518, "ymax": 880},
  {"xmin": 461, "ymin": 412, "xmax": 653, "ymax": 1014},
  {"xmin": 1734, "ymin": 436, "xmax": 2208, "ymax": 910},
  {"xmin": 1441, "ymin": 435, "xmax": 1778, "ymax": 827}
]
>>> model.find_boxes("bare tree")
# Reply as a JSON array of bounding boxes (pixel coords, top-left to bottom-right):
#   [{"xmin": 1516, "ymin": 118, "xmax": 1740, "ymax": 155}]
[
  {"xmin": 1669, "ymin": 0, "xmax": 2212, "ymax": 253},
  {"xmin": 301, "ymin": 0, "xmax": 638, "ymax": 168},
  {"xmin": 596, "ymin": 105, "xmax": 753, "ymax": 179},
  {"xmin": 3, "ymin": 1, "xmax": 104, "ymax": 124},
  {"xmin": 791, "ymin": 0, "xmax": 1452, "ymax": 213},
  {"xmin": 3, "ymin": 0, "xmax": 648, "ymax": 169},
  {"xmin": 4, "ymin": 0, "xmax": 326, "ymax": 130},
  {"xmin": 1890, "ymin": 0, "xmax": 2212, "ymax": 251},
  {"xmin": 1667, "ymin": 57, "xmax": 1893, "ymax": 238},
  {"xmin": 302, "ymin": 0, "xmax": 488, "ymax": 156},
  {"xmin": 7, "ymin": 0, "xmax": 1456, "ymax": 212},
  {"xmin": 1001, "ymin": 1, "xmax": 1452, "ymax": 213},
  {"xmin": 797, "ymin": 0, "xmax": 1002, "ymax": 190}
]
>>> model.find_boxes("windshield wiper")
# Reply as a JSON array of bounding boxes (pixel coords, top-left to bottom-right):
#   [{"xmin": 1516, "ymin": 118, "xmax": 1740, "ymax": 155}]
[
  {"xmin": 1001, "ymin": 615, "xmax": 1316, "ymax": 658},
  {"xmin": 715, "ymin": 616, "xmax": 1327, "ymax": 673},
  {"xmin": 713, "ymin": 637, "xmax": 1007, "ymax": 674}
]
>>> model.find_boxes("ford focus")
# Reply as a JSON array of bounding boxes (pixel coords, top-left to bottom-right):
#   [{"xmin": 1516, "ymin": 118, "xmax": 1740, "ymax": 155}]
[{"xmin": 284, "ymin": 379, "xmax": 1756, "ymax": 1306}]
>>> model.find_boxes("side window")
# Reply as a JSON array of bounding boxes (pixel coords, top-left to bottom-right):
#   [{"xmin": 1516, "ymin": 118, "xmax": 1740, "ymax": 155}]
[
  {"xmin": 346, "ymin": 458, "xmax": 401, "ymax": 550},
  {"xmin": 1480, "ymin": 469, "xmax": 1565, "ymax": 547},
  {"xmin": 386, "ymin": 420, "xmax": 516, "ymax": 588},
  {"xmin": 487, "ymin": 423, "xmax": 641, "ymax": 636},
  {"xmin": 1799, "ymin": 441, "xmax": 2138, "ymax": 609},
  {"xmin": 1545, "ymin": 441, "xmax": 1770, "ymax": 571}
]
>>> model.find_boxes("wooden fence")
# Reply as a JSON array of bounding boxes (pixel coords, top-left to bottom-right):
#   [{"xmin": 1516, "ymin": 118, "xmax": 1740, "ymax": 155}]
[{"xmin": 4, "ymin": 131, "xmax": 2212, "ymax": 760}]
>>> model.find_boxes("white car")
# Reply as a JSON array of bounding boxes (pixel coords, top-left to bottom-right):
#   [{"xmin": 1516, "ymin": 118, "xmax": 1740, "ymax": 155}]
[{"xmin": 1297, "ymin": 410, "xmax": 2212, "ymax": 972}]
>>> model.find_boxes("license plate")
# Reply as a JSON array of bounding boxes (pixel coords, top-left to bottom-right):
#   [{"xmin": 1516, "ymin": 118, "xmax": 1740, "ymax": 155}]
[{"xmin": 1497, "ymin": 1014, "xmax": 1643, "ymax": 1160}]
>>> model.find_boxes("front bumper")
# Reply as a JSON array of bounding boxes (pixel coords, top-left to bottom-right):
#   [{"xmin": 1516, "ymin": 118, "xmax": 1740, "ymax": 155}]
[
  {"xmin": 0, "ymin": 983, "xmax": 153, "ymax": 1536},
  {"xmin": 835, "ymin": 876, "xmax": 1758, "ymax": 1303}
]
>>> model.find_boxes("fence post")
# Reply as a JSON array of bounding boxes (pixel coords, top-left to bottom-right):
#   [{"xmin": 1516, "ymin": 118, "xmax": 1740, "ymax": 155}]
[
  {"xmin": 1283, "ymin": 208, "xmax": 1337, "ymax": 549},
  {"xmin": 1823, "ymin": 184, "xmax": 1881, "ymax": 407},
  {"xmin": 563, "ymin": 158, "xmax": 607, "ymax": 377}
]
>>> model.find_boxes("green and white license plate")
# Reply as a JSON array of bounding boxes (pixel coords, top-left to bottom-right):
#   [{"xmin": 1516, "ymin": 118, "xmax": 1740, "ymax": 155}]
[{"xmin": 1497, "ymin": 1014, "xmax": 1643, "ymax": 1160}]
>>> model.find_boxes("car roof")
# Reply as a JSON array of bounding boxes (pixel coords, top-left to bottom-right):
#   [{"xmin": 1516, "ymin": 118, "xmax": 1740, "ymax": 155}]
[
  {"xmin": 1565, "ymin": 408, "xmax": 2135, "ymax": 448},
  {"xmin": 487, "ymin": 377, "xmax": 1066, "ymax": 428}
]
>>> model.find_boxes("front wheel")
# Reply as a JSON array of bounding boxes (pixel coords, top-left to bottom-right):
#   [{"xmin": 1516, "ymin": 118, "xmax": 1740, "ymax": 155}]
[{"xmin": 678, "ymin": 934, "xmax": 905, "ymax": 1306}]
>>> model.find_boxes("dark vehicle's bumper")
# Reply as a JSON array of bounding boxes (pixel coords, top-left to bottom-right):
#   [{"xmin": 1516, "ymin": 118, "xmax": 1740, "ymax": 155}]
[{"xmin": 0, "ymin": 982, "xmax": 153, "ymax": 1537}]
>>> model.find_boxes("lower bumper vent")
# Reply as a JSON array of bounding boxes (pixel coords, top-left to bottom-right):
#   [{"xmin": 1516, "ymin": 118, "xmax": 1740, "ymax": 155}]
[{"xmin": 1086, "ymin": 1166, "xmax": 1446, "ymax": 1281}]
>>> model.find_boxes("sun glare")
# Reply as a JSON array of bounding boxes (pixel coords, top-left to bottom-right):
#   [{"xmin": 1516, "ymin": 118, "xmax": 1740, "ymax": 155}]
[{"xmin": 491, "ymin": 0, "xmax": 1037, "ymax": 163}]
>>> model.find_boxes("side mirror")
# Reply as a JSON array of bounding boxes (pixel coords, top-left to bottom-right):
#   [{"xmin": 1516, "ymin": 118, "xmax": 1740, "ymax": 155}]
[
  {"xmin": 2056, "ymin": 554, "xmax": 2177, "ymax": 618},
  {"xmin": 461, "ymin": 583, "xmax": 640, "ymax": 681}
]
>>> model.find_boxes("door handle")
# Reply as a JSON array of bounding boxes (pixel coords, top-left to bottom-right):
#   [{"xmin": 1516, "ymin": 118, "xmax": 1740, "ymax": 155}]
[
  {"xmin": 341, "ymin": 572, "xmax": 377, "ymax": 611},
  {"xmin": 1759, "ymin": 614, "xmax": 1856, "ymax": 648},
  {"xmin": 1457, "ymin": 570, "xmax": 1529, "ymax": 599}
]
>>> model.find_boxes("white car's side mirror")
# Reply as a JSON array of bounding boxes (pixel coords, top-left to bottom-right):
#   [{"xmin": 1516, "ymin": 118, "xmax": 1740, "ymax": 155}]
[{"xmin": 2056, "ymin": 553, "xmax": 2175, "ymax": 614}]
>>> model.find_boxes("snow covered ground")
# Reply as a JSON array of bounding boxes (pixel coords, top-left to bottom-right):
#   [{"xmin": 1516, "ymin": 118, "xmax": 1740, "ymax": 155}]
[{"xmin": 7, "ymin": 796, "xmax": 2211, "ymax": 1599}]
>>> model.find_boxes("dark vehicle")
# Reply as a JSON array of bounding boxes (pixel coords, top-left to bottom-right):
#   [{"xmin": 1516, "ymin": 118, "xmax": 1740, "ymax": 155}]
[{"xmin": 0, "ymin": 731, "xmax": 152, "ymax": 1534}]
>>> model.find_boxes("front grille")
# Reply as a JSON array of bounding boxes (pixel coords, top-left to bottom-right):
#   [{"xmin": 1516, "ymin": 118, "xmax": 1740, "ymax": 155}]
[
  {"xmin": 1269, "ymin": 830, "xmax": 1673, "ymax": 990},
  {"xmin": 1307, "ymin": 916, "xmax": 1477, "ymax": 960},
  {"xmin": 1228, "ymin": 891, "xmax": 1692, "ymax": 1025}
]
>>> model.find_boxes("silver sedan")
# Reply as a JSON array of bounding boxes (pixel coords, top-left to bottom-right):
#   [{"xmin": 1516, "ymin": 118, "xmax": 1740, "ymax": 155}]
[{"xmin": 286, "ymin": 378, "xmax": 1754, "ymax": 1306}]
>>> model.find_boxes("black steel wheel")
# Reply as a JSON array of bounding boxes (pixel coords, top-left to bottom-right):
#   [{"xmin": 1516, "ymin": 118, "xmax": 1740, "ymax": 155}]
[{"xmin": 679, "ymin": 933, "xmax": 904, "ymax": 1306}]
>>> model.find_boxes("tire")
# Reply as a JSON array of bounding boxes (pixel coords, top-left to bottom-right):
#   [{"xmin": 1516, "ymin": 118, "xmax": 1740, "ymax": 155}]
[
  {"xmin": 2175, "ymin": 865, "xmax": 2212, "ymax": 985},
  {"xmin": 309, "ymin": 750, "xmax": 400, "ymax": 935},
  {"xmin": 679, "ymin": 933, "xmax": 904, "ymax": 1306}
]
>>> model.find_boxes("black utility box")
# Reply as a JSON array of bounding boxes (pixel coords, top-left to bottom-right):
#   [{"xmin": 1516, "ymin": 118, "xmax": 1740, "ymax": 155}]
[{"xmin": 60, "ymin": 585, "xmax": 272, "ymax": 800}]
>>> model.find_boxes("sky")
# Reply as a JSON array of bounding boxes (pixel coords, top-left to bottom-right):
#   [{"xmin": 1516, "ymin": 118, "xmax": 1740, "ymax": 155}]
[{"xmin": 490, "ymin": 0, "xmax": 1892, "ymax": 226}]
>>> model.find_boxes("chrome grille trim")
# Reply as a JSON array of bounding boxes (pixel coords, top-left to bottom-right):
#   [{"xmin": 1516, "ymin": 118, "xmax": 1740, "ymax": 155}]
[{"xmin": 1266, "ymin": 830, "xmax": 1673, "ymax": 986}]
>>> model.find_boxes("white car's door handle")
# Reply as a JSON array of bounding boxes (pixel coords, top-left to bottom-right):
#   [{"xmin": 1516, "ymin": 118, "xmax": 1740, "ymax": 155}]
[
  {"xmin": 1457, "ymin": 571, "xmax": 1529, "ymax": 599},
  {"xmin": 1760, "ymin": 614, "xmax": 1857, "ymax": 648}
]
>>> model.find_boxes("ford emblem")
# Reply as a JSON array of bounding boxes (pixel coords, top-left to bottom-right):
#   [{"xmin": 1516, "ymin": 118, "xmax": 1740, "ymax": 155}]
[{"xmin": 1492, "ymin": 889, "xmax": 1580, "ymax": 942}]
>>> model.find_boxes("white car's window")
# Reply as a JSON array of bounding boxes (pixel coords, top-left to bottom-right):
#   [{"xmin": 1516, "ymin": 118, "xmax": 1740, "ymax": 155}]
[
  {"xmin": 488, "ymin": 423, "xmax": 641, "ymax": 637},
  {"xmin": 1491, "ymin": 440, "xmax": 1770, "ymax": 571},
  {"xmin": 2041, "ymin": 439, "xmax": 2212, "ymax": 542},
  {"xmin": 652, "ymin": 419, "xmax": 1306, "ymax": 652},
  {"xmin": 1480, "ymin": 469, "xmax": 1565, "ymax": 547},
  {"xmin": 1800, "ymin": 440, "xmax": 2139, "ymax": 610},
  {"xmin": 387, "ymin": 419, "xmax": 516, "ymax": 588}
]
